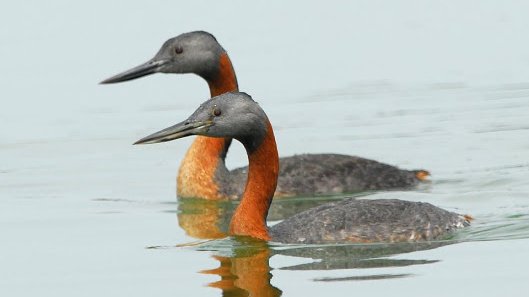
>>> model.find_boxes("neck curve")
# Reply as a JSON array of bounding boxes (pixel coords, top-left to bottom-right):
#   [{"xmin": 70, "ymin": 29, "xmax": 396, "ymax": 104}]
[
  {"xmin": 177, "ymin": 52, "xmax": 239, "ymax": 199},
  {"xmin": 229, "ymin": 121, "xmax": 279, "ymax": 240}
]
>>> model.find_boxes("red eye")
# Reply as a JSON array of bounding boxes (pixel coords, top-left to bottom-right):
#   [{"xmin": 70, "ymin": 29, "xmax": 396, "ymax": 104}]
[
  {"xmin": 213, "ymin": 108, "xmax": 221, "ymax": 116},
  {"xmin": 174, "ymin": 46, "xmax": 183, "ymax": 54}
]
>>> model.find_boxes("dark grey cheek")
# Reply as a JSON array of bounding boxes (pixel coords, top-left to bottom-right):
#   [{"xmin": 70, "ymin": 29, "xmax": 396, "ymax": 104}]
[
  {"xmin": 194, "ymin": 126, "xmax": 212, "ymax": 137},
  {"xmin": 201, "ymin": 126, "xmax": 223, "ymax": 137},
  {"xmin": 159, "ymin": 63, "xmax": 177, "ymax": 74}
]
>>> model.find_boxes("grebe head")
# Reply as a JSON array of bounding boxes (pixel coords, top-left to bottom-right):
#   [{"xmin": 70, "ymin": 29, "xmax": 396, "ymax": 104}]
[
  {"xmin": 134, "ymin": 92, "xmax": 267, "ymax": 150},
  {"xmin": 101, "ymin": 31, "xmax": 225, "ymax": 83}
]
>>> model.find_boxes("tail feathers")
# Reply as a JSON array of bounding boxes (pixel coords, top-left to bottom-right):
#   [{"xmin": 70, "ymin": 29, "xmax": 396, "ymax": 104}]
[
  {"xmin": 457, "ymin": 214, "xmax": 474, "ymax": 228},
  {"xmin": 415, "ymin": 170, "xmax": 431, "ymax": 181}
]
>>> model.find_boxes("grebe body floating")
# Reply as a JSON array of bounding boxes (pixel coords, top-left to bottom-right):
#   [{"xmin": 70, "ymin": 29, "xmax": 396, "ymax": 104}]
[
  {"xmin": 103, "ymin": 31, "xmax": 429, "ymax": 200},
  {"xmin": 134, "ymin": 92, "xmax": 470, "ymax": 244}
]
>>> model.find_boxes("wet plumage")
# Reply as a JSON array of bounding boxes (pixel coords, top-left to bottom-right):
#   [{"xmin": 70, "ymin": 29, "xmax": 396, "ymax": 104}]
[
  {"xmin": 270, "ymin": 198, "xmax": 469, "ymax": 244},
  {"xmin": 225, "ymin": 154, "xmax": 426, "ymax": 198}
]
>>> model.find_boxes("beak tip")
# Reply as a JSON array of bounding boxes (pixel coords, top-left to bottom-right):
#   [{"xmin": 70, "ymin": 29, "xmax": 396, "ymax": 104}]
[
  {"xmin": 132, "ymin": 119, "xmax": 204, "ymax": 147},
  {"xmin": 99, "ymin": 77, "xmax": 116, "ymax": 84},
  {"xmin": 100, "ymin": 60, "xmax": 164, "ymax": 85}
]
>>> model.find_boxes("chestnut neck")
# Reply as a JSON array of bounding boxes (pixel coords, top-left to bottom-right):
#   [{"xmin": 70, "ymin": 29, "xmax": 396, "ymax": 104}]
[
  {"xmin": 177, "ymin": 52, "xmax": 239, "ymax": 199},
  {"xmin": 229, "ymin": 121, "xmax": 279, "ymax": 240},
  {"xmin": 201, "ymin": 51, "xmax": 239, "ymax": 159},
  {"xmin": 207, "ymin": 52, "xmax": 239, "ymax": 97}
]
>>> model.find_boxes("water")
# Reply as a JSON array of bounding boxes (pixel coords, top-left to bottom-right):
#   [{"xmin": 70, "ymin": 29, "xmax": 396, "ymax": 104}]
[{"xmin": 2, "ymin": 1, "xmax": 529, "ymax": 296}]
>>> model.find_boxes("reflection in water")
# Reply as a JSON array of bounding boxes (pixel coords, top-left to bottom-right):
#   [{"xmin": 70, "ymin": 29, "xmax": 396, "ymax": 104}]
[
  {"xmin": 173, "ymin": 189, "xmax": 529, "ymax": 294},
  {"xmin": 195, "ymin": 237, "xmax": 452, "ymax": 296},
  {"xmin": 200, "ymin": 238, "xmax": 282, "ymax": 297},
  {"xmin": 177, "ymin": 198, "xmax": 233, "ymax": 239},
  {"xmin": 174, "ymin": 191, "xmax": 529, "ymax": 246},
  {"xmin": 314, "ymin": 274, "xmax": 412, "ymax": 282},
  {"xmin": 175, "ymin": 194, "xmax": 359, "ymax": 238},
  {"xmin": 275, "ymin": 241, "xmax": 448, "ymax": 271},
  {"xmin": 176, "ymin": 197, "xmax": 462, "ymax": 295}
]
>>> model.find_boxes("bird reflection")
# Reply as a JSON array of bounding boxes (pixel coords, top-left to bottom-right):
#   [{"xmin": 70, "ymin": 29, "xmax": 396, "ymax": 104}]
[
  {"xmin": 175, "ymin": 196, "xmax": 459, "ymax": 295},
  {"xmin": 176, "ymin": 195, "xmax": 348, "ymax": 239},
  {"xmin": 275, "ymin": 241, "xmax": 447, "ymax": 271},
  {"xmin": 177, "ymin": 198, "xmax": 233, "ymax": 239},
  {"xmin": 200, "ymin": 238, "xmax": 282, "ymax": 297}
]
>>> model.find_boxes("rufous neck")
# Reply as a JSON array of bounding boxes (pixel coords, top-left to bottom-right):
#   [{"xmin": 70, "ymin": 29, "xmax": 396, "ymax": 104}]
[
  {"xmin": 177, "ymin": 135, "xmax": 232, "ymax": 199},
  {"xmin": 208, "ymin": 52, "xmax": 239, "ymax": 96},
  {"xmin": 177, "ymin": 52, "xmax": 237, "ymax": 200},
  {"xmin": 229, "ymin": 121, "xmax": 279, "ymax": 240}
]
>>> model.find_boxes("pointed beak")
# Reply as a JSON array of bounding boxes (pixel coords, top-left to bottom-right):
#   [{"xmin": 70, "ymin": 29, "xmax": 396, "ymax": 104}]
[
  {"xmin": 100, "ymin": 59, "xmax": 168, "ymax": 84},
  {"xmin": 134, "ymin": 120, "xmax": 213, "ymax": 145}
]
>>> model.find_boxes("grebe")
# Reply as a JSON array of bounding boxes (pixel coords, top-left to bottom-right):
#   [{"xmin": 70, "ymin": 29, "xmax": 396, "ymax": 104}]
[
  {"xmin": 102, "ymin": 31, "xmax": 429, "ymax": 200},
  {"xmin": 134, "ymin": 92, "xmax": 470, "ymax": 244}
]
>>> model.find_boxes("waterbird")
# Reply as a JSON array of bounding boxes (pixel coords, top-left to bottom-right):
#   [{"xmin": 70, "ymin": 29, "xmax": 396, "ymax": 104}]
[
  {"xmin": 102, "ymin": 31, "xmax": 429, "ymax": 200},
  {"xmin": 134, "ymin": 92, "xmax": 470, "ymax": 244}
]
